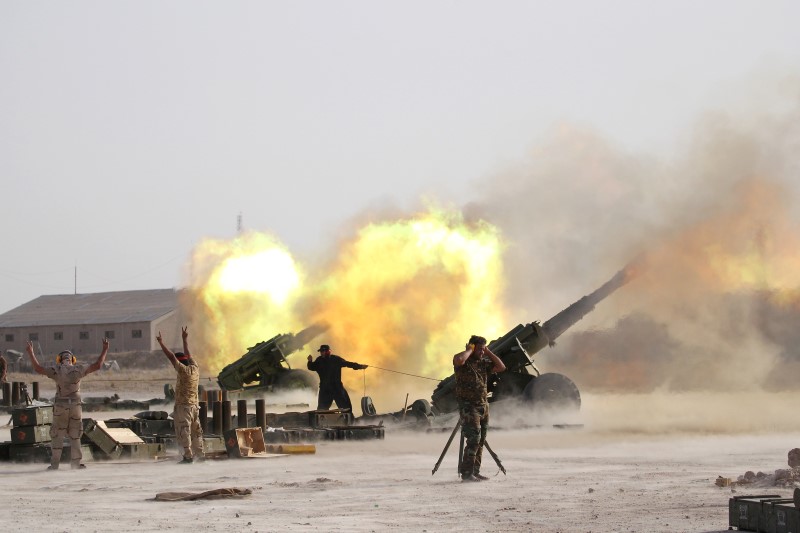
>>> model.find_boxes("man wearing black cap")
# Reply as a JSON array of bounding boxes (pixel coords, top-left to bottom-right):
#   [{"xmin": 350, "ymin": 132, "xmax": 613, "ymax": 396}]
[
  {"xmin": 157, "ymin": 326, "xmax": 204, "ymax": 464},
  {"xmin": 306, "ymin": 345, "xmax": 368, "ymax": 411}
]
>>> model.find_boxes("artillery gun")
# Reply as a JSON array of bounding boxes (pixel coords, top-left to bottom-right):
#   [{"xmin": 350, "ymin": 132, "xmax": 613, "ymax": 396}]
[
  {"xmin": 216, "ymin": 323, "xmax": 327, "ymax": 395},
  {"xmin": 430, "ymin": 262, "xmax": 638, "ymax": 415}
]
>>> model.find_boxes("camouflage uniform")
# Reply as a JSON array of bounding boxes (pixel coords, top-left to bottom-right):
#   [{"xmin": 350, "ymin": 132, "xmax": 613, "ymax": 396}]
[
  {"xmin": 455, "ymin": 356, "xmax": 493, "ymax": 478},
  {"xmin": 44, "ymin": 363, "xmax": 91, "ymax": 468},
  {"xmin": 172, "ymin": 360, "xmax": 203, "ymax": 460}
]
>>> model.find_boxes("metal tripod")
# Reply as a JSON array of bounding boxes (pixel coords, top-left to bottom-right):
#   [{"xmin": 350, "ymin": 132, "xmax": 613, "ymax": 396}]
[{"xmin": 431, "ymin": 419, "xmax": 506, "ymax": 476}]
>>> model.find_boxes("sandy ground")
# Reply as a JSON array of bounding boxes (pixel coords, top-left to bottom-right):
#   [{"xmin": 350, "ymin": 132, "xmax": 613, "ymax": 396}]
[{"xmin": 1, "ymin": 384, "xmax": 799, "ymax": 532}]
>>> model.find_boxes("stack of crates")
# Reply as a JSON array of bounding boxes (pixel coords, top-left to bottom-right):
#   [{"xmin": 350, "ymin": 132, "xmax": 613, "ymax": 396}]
[
  {"xmin": 729, "ymin": 494, "xmax": 800, "ymax": 532},
  {"xmin": 9, "ymin": 404, "xmax": 54, "ymax": 462},
  {"xmin": 6, "ymin": 405, "xmax": 91, "ymax": 463}
]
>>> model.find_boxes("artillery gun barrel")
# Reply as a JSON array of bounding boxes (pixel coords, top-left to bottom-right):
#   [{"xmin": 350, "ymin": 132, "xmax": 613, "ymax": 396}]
[
  {"xmin": 541, "ymin": 261, "xmax": 637, "ymax": 343},
  {"xmin": 431, "ymin": 257, "xmax": 640, "ymax": 414},
  {"xmin": 290, "ymin": 322, "xmax": 329, "ymax": 351}
]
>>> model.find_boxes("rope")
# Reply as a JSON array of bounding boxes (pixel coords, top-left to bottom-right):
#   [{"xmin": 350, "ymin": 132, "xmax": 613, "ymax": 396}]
[{"xmin": 367, "ymin": 366, "xmax": 441, "ymax": 382}]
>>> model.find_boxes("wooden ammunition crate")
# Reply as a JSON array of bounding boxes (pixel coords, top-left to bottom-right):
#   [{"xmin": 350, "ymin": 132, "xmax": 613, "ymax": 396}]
[
  {"xmin": 12, "ymin": 405, "xmax": 53, "ymax": 427},
  {"xmin": 224, "ymin": 428, "xmax": 268, "ymax": 458}
]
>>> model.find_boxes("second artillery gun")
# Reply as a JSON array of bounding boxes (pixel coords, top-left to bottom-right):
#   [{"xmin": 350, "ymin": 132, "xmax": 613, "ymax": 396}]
[
  {"xmin": 216, "ymin": 323, "xmax": 327, "ymax": 396},
  {"xmin": 429, "ymin": 262, "xmax": 638, "ymax": 415}
]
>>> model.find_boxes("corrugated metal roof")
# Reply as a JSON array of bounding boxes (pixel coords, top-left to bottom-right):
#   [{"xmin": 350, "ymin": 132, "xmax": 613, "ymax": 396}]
[{"xmin": 0, "ymin": 289, "xmax": 178, "ymax": 327}]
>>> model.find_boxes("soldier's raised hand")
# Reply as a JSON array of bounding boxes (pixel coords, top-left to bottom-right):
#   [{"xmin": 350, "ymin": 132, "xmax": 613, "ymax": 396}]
[
  {"xmin": 307, "ymin": 354, "xmax": 313, "ymax": 363},
  {"xmin": 25, "ymin": 340, "xmax": 35, "ymax": 356},
  {"xmin": 102, "ymin": 337, "xmax": 110, "ymax": 350},
  {"xmin": 156, "ymin": 331, "xmax": 163, "ymax": 344},
  {"xmin": 182, "ymin": 326, "xmax": 189, "ymax": 340}
]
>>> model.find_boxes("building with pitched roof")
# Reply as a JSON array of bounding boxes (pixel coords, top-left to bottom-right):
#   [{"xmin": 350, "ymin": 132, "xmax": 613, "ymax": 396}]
[{"xmin": 0, "ymin": 289, "xmax": 183, "ymax": 357}]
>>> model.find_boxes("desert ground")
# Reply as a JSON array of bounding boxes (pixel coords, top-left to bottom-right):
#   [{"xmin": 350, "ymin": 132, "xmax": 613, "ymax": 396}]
[{"xmin": 1, "ymin": 374, "xmax": 798, "ymax": 533}]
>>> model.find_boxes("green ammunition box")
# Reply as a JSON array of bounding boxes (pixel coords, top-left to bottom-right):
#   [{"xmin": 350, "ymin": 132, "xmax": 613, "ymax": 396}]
[
  {"xmin": 81, "ymin": 420, "xmax": 122, "ymax": 459},
  {"xmin": 9, "ymin": 443, "xmax": 51, "ymax": 462},
  {"xmin": 131, "ymin": 419, "xmax": 174, "ymax": 435},
  {"xmin": 309, "ymin": 410, "xmax": 354, "ymax": 428},
  {"xmin": 203, "ymin": 436, "xmax": 226, "ymax": 455},
  {"xmin": 121, "ymin": 442, "xmax": 167, "ymax": 460},
  {"xmin": 729, "ymin": 495, "xmax": 782, "ymax": 532},
  {"xmin": 331, "ymin": 425, "xmax": 385, "ymax": 440},
  {"xmin": 266, "ymin": 411, "xmax": 308, "ymax": 427},
  {"xmin": 12, "ymin": 405, "xmax": 53, "ymax": 427},
  {"xmin": 9, "ymin": 443, "xmax": 94, "ymax": 463},
  {"xmin": 11, "ymin": 424, "xmax": 51, "ymax": 444},
  {"xmin": 0, "ymin": 442, "xmax": 11, "ymax": 461},
  {"xmin": 772, "ymin": 503, "xmax": 800, "ymax": 533}
]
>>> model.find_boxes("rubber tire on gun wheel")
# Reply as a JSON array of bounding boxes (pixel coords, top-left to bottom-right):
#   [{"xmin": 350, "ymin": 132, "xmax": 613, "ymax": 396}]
[{"xmin": 522, "ymin": 372, "xmax": 581, "ymax": 413}]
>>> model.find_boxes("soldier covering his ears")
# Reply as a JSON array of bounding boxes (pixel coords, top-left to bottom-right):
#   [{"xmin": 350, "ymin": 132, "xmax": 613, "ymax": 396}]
[{"xmin": 453, "ymin": 335, "xmax": 506, "ymax": 482}]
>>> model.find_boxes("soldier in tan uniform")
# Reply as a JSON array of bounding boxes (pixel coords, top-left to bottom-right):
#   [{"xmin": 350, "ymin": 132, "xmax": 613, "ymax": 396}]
[
  {"xmin": 26, "ymin": 338, "xmax": 109, "ymax": 470},
  {"xmin": 453, "ymin": 335, "xmax": 506, "ymax": 482},
  {"xmin": 157, "ymin": 326, "xmax": 204, "ymax": 464}
]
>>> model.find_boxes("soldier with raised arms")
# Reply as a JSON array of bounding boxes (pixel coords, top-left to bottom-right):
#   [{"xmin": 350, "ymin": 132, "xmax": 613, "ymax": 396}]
[
  {"xmin": 26, "ymin": 338, "xmax": 109, "ymax": 470},
  {"xmin": 157, "ymin": 326, "xmax": 204, "ymax": 464}
]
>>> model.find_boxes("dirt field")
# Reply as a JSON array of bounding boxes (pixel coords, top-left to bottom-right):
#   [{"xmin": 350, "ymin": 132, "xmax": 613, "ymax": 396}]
[{"xmin": 1, "ymin": 383, "xmax": 798, "ymax": 532}]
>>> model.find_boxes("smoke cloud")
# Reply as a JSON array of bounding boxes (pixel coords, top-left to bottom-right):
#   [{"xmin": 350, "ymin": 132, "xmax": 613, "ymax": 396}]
[
  {"xmin": 181, "ymin": 72, "xmax": 800, "ymax": 415},
  {"xmin": 474, "ymin": 74, "xmax": 800, "ymax": 395}
]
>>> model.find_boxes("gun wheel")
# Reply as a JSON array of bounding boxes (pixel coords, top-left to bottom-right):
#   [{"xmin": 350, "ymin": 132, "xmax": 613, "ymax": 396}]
[{"xmin": 523, "ymin": 373, "xmax": 581, "ymax": 413}]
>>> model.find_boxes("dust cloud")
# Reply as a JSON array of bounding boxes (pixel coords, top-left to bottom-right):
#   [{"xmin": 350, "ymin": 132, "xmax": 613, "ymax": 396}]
[
  {"xmin": 471, "ymin": 74, "xmax": 800, "ymax": 398},
  {"xmin": 180, "ymin": 73, "xmax": 800, "ymax": 418}
]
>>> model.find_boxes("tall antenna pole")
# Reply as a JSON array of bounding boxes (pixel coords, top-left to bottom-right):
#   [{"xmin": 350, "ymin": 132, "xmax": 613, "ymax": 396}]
[
  {"xmin": 237, "ymin": 212, "xmax": 243, "ymax": 234},
  {"xmin": 74, "ymin": 263, "xmax": 77, "ymax": 295}
]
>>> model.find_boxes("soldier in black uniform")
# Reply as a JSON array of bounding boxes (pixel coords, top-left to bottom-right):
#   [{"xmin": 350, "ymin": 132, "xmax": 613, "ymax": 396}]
[
  {"xmin": 306, "ymin": 344, "xmax": 368, "ymax": 411},
  {"xmin": 453, "ymin": 335, "xmax": 506, "ymax": 482}
]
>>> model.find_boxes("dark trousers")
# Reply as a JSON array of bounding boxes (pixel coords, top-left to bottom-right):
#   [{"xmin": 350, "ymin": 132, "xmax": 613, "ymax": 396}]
[
  {"xmin": 317, "ymin": 384, "xmax": 353, "ymax": 411},
  {"xmin": 459, "ymin": 401, "xmax": 488, "ymax": 476}
]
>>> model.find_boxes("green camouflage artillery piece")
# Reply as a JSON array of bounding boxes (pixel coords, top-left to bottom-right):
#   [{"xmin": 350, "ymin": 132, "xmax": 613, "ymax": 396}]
[
  {"xmin": 430, "ymin": 261, "xmax": 639, "ymax": 416},
  {"xmin": 216, "ymin": 323, "xmax": 326, "ymax": 396}
]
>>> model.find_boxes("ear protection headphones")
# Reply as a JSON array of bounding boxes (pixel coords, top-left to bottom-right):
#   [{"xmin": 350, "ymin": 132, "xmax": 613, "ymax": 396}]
[{"xmin": 56, "ymin": 351, "xmax": 77, "ymax": 365}]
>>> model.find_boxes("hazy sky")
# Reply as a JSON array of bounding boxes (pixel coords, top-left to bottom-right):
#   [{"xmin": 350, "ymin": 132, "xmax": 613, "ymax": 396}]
[{"xmin": 1, "ymin": 1, "xmax": 798, "ymax": 314}]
